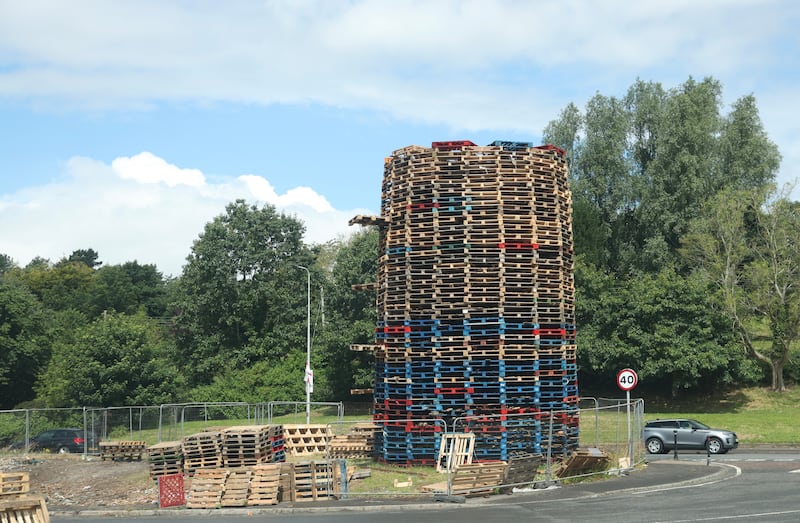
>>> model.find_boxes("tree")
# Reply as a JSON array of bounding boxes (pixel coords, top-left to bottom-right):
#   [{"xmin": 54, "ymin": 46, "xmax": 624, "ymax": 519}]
[
  {"xmin": 59, "ymin": 249, "xmax": 102, "ymax": 269},
  {"xmin": 0, "ymin": 254, "xmax": 15, "ymax": 275},
  {"xmin": 13, "ymin": 260, "xmax": 96, "ymax": 314},
  {"xmin": 575, "ymin": 261, "xmax": 744, "ymax": 397},
  {"xmin": 92, "ymin": 262, "xmax": 169, "ymax": 317},
  {"xmin": 173, "ymin": 199, "xmax": 312, "ymax": 387},
  {"xmin": 36, "ymin": 312, "xmax": 183, "ymax": 407},
  {"xmin": 0, "ymin": 279, "xmax": 49, "ymax": 408},
  {"xmin": 683, "ymin": 188, "xmax": 800, "ymax": 391},
  {"xmin": 316, "ymin": 228, "xmax": 379, "ymax": 400}
]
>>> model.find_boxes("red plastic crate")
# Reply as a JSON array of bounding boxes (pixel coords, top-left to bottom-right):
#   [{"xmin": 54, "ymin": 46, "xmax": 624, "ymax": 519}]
[
  {"xmin": 431, "ymin": 140, "xmax": 476, "ymax": 151},
  {"xmin": 533, "ymin": 144, "xmax": 567, "ymax": 157}
]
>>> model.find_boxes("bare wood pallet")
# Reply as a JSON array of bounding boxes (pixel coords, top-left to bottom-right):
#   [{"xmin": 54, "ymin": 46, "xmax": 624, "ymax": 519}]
[
  {"xmin": 292, "ymin": 461, "xmax": 335, "ymax": 502},
  {"xmin": 436, "ymin": 433, "xmax": 475, "ymax": 472},
  {"xmin": 556, "ymin": 448, "xmax": 610, "ymax": 478},
  {"xmin": 421, "ymin": 461, "xmax": 509, "ymax": 497},
  {"xmin": 501, "ymin": 453, "xmax": 543, "ymax": 492},
  {"xmin": 0, "ymin": 496, "xmax": 50, "ymax": 523},
  {"xmin": 100, "ymin": 440, "xmax": 147, "ymax": 461},
  {"xmin": 219, "ymin": 469, "xmax": 252, "ymax": 507},
  {"xmin": 0, "ymin": 472, "xmax": 50, "ymax": 523},
  {"xmin": 186, "ymin": 469, "xmax": 227, "ymax": 509},
  {"xmin": 147, "ymin": 441, "xmax": 184, "ymax": 480},
  {"xmin": 0, "ymin": 473, "xmax": 28, "ymax": 496},
  {"xmin": 283, "ymin": 425, "xmax": 330, "ymax": 456},
  {"xmin": 247, "ymin": 464, "xmax": 284, "ymax": 506}
]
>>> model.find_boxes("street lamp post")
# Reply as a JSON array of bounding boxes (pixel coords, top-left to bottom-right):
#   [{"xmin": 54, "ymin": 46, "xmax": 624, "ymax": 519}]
[{"xmin": 297, "ymin": 265, "xmax": 312, "ymax": 425}]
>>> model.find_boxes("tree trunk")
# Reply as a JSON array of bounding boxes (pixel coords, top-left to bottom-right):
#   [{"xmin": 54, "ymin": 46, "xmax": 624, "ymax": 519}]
[{"xmin": 772, "ymin": 360, "xmax": 786, "ymax": 392}]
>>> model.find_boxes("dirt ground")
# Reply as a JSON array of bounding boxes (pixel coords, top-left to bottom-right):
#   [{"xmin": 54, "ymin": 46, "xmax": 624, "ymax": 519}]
[{"xmin": 0, "ymin": 453, "xmax": 156, "ymax": 510}]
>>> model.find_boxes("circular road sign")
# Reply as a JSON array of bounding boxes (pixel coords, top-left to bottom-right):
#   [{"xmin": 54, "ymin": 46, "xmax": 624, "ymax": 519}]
[{"xmin": 616, "ymin": 368, "xmax": 638, "ymax": 391}]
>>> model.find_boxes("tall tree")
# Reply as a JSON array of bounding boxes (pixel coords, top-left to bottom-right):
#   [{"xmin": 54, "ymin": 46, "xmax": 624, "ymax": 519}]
[
  {"xmin": 0, "ymin": 279, "xmax": 49, "ymax": 408},
  {"xmin": 173, "ymin": 199, "xmax": 311, "ymax": 387},
  {"xmin": 13, "ymin": 260, "xmax": 96, "ymax": 314},
  {"xmin": 92, "ymin": 262, "xmax": 168, "ymax": 317},
  {"xmin": 716, "ymin": 94, "xmax": 781, "ymax": 190},
  {"xmin": 36, "ymin": 312, "xmax": 183, "ymax": 407},
  {"xmin": 316, "ymin": 228, "xmax": 379, "ymax": 400},
  {"xmin": 683, "ymin": 188, "xmax": 800, "ymax": 391},
  {"xmin": 59, "ymin": 249, "xmax": 102, "ymax": 269},
  {"xmin": 0, "ymin": 254, "xmax": 15, "ymax": 275},
  {"xmin": 576, "ymin": 261, "xmax": 743, "ymax": 397}
]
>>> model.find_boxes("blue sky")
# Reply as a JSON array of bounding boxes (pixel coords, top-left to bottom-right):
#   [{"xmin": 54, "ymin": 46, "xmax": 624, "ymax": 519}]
[{"xmin": 1, "ymin": 0, "xmax": 799, "ymax": 276}]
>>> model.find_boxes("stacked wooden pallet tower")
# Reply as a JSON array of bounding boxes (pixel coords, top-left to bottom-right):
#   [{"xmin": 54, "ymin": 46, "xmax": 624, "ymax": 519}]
[{"xmin": 351, "ymin": 140, "xmax": 578, "ymax": 465}]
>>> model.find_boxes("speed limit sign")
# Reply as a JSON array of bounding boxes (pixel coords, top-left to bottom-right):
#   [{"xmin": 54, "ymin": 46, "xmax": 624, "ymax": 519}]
[{"xmin": 616, "ymin": 368, "xmax": 638, "ymax": 391}]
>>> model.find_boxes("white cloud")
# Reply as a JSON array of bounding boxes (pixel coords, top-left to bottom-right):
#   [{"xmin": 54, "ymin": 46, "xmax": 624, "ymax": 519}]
[
  {"xmin": 112, "ymin": 152, "xmax": 205, "ymax": 187},
  {"xmin": 0, "ymin": 153, "xmax": 371, "ymax": 276},
  {"xmin": 239, "ymin": 175, "xmax": 335, "ymax": 213}
]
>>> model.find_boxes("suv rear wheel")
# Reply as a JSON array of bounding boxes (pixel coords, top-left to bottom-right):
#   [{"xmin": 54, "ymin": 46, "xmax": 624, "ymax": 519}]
[{"xmin": 646, "ymin": 437, "xmax": 665, "ymax": 454}]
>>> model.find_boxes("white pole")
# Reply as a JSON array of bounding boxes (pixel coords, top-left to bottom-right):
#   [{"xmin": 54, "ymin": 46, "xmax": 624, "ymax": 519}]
[
  {"xmin": 626, "ymin": 389, "xmax": 632, "ymax": 466},
  {"xmin": 297, "ymin": 265, "xmax": 311, "ymax": 425}
]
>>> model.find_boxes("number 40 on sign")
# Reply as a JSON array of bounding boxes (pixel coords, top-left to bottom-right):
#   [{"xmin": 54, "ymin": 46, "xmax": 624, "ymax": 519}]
[{"xmin": 616, "ymin": 368, "xmax": 638, "ymax": 391}]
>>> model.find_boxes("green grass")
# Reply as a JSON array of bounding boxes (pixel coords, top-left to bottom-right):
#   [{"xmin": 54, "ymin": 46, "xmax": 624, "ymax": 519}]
[{"xmin": 640, "ymin": 387, "xmax": 800, "ymax": 446}]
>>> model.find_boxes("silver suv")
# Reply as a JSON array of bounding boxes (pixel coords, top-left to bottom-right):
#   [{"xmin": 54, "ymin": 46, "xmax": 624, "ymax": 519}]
[{"xmin": 643, "ymin": 418, "xmax": 738, "ymax": 455}]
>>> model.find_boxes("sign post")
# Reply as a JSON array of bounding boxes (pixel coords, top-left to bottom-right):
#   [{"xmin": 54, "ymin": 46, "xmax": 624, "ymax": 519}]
[{"xmin": 616, "ymin": 368, "xmax": 638, "ymax": 468}]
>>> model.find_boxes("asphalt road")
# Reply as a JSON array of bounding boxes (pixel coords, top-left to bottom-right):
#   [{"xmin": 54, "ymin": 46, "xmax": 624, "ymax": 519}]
[{"xmin": 53, "ymin": 450, "xmax": 800, "ymax": 522}]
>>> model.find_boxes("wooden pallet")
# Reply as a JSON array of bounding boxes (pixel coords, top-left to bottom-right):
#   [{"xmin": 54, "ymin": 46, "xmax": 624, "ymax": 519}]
[
  {"xmin": 221, "ymin": 425, "xmax": 275, "ymax": 467},
  {"xmin": 0, "ymin": 473, "xmax": 29, "ymax": 496},
  {"xmin": 219, "ymin": 469, "xmax": 252, "ymax": 507},
  {"xmin": 182, "ymin": 432, "xmax": 223, "ymax": 475},
  {"xmin": 100, "ymin": 440, "xmax": 147, "ymax": 461},
  {"xmin": 186, "ymin": 469, "xmax": 226, "ymax": 509},
  {"xmin": 0, "ymin": 495, "xmax": 50, "ymax": 523},
  {"xmin": 556, "ymin": 448, "xmax": 610, "ymax": 478},
  {"xmin": 502, "ymin": 453, "xmax": 543, "ymax": 492},
  {"xmin": 247, "ymin": 464, "xmax": 284, "ymax": 506},
  {"xmin": 147, "ymin": 441, "xmax": 184, "ymax": 480},
  {"xmin": 292, "ymin": 461, "xmax": 335, "ymax": 502},
  {"xmin": 0, "ymin": 472, "xmax": 49, "ymax": 523},
  {"xmin": 283, "ymin": 425, "xmax": 330, "ymax": 456},
  {"xmin": 436, "ymin": 433, "xmax": 475, "ymax": 472}
]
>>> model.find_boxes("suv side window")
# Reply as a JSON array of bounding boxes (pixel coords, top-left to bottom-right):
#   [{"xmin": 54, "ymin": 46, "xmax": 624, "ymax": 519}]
[{"xmin": 651, "ymin": 421, "xmax": 677, "ymax": 429}]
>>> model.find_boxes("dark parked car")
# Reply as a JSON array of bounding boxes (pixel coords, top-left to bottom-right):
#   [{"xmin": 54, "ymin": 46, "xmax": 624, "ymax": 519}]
[
  {"xmin": 10, "ymin": 428, "xmax": 99, "ymax": 454},
  {"xmin": 643, "ymin": 418, "xmax": 738, "ymax": 455}
]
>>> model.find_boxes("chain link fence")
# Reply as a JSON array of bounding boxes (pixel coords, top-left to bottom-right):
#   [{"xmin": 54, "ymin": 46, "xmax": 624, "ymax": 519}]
[{"xmin": 1, "ymin": 398, "xmax": 644, "ymax": 498}]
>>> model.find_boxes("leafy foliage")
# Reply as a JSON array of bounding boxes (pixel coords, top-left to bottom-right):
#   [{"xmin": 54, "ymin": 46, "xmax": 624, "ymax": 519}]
[
  {"xmin": 683, "ymin": 188, "xmax": 800, "ymax": 390},
  {"xmin": 172, "ymin": 199, "xmax": 312, "ymax": 388},
  {"xmin": 36, "ymin": 313, "xmax": 184, "ymax": 407},
  {"xmin": 0, "ymin": 279, "xmax": 49, "ymax": 408}
]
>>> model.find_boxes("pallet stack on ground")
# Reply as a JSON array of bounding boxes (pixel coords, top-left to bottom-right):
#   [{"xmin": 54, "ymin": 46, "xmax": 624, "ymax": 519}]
[
  {"xmin": 221, "ymin": 425, "xmax": 280, "ymax": 467},
  {"xmin": 327, "ymin": 423, "xmax": 379, "ymax": 459},
  {"xmin": 353, "ymin": 141, "xmax": 579, "ymax": 464},
  {"xmin": 182, "ymin": 461, "xmax": 332, "ymax": 509},
  {"xmin": 282, "ymin": 424, "xmax": 330, "ymax": 456},
  {"xmin": 185, "ymin": 469, "xmax": 226, "ymax": 509},
  {"xmin": 99, "ymin": 440, "xmax": 147, "ymax": 461},
  {"xmin": 182, "ymin": 431, "xmax": 223, "ymax": 476},
  {"xmin": 146, "ymin": 441, "xmax": 183, "ymax": 480},
  {"xmin": 247, "ymin": 463, "xmax": 287, "ymax": 505}
]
